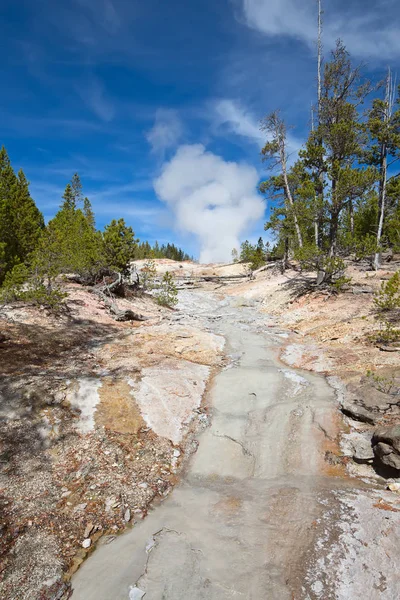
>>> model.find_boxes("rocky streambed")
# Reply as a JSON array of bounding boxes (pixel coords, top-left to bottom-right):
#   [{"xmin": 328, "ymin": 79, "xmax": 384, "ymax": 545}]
[
  {"xmin": 71, "ymin": 290, "xmax": 400, "ymax": 600},
  {"xmin": 0, "ymin": 285, "xmax": 224, "ymax": 599}
]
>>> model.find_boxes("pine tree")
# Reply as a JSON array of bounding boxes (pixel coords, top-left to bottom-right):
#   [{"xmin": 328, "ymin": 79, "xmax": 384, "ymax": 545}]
[
  {"xmin": 71, "ymin": 173, "xmax": 83, "ymax": 207},
  {"xmin": 62, "ymin": 183, "xmax": 75, "ymax": 210},
  {"xmin": 83, "ymin": 197, "xmax": 96, "ymax": 230},
  {"xmin": 13, "ymin": 169, "xmax": 45, "ymax": 257},
  {"xmin": 0, "ymin": 147, "xmax": 44, "ymax": 283},
  {"xmin": 48, "ymin": 177, "xmax": 102, "ymax": 278},
  {"xmin": 102, "ymin": 219, "xmax": 138, "ymax": 274}
]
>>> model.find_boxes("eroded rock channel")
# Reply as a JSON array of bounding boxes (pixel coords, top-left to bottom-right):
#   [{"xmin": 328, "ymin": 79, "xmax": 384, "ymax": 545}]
[{"xmin": 71, "ymin": 290, "xmax": 400, "ymax": 600}]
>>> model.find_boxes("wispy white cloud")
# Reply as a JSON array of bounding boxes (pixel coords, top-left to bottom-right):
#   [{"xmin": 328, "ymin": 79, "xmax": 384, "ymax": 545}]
[
  {"xmin": 237, "ymin": 0, "xmax": 400, "ymax": 59},
  {"xmin": 146, "ymin": 109, "xmax": 184, "ymax": 154},
  {"xmin": 213, "ymin": 98, "xmax": 303, "ymax": 158},
  {"xmin": 214, "ymin": 99, "xmax": 264, "ymax": 144},
  {"xmin": 154, "ymin": 144, "xmax": 265, "ymax": 262},
  {"xmin": 78, "ymin": 75, "xmax": 115, "ymax": 121}
]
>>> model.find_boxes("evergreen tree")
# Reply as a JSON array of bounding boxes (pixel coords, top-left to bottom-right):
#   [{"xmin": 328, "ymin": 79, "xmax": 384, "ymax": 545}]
[
  {"xmin": 102, "ymin": 218, "xmax": 138, "ymax": 274},
  {"xmin": 71, "ymin": 173, "xmax": 83, "ymax": 207},
  {"xmin": 0, "ymin": 147, "xmax": 44, "ymax": 283},
  {"xmin": 13, "ymin": 169, "xmax": 45, "ymax": 257},
  {"xmin": 47, "ymin": 176, "xmax": 102, "ymax": 278},
  {"xmin": 62, "ymin": 183, "xmax": 75, "ymax": 210},
  {"xmin": 83, "ymin": 197, "xmax": 96, "ymax": 230}
]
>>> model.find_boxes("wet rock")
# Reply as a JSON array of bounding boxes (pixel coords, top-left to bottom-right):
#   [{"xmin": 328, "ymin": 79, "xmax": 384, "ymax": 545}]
[{"xmin": 341, "ymin": 402, "xmax": 376, "ymax": 425}]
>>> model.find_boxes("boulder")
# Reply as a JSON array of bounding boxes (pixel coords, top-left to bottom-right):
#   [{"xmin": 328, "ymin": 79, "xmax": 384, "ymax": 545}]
[
  {"xmin": 372, "ymin": 425, "xmax": 400, "ymax": 471},
  {"xmin": 341, "ymin": 402, "xmax": 376, "ymax": 425},
  {"xmin": 373, "ymin": 425, "xmax": 400, "ymax": 453},
  {"xmin": 374, "ymin": 442, "xmax": 395, "ymax": 457},
  {"xmin": 353, "ymin": 436, "xmax": 374, "ymax": 463}
]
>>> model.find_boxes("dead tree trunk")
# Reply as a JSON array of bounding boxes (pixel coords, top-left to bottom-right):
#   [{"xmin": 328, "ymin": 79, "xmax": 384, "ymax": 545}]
[
  {"xmin": 279, "ymin": 134, "xmax": 303, "ymax": 249},
  {"xmin": 95, "ymin": 272, "xmax": 148, "ymax": 322},
  {"xmin": 374, "ymin": 69, "xmax": 394, "ymax": 271}
]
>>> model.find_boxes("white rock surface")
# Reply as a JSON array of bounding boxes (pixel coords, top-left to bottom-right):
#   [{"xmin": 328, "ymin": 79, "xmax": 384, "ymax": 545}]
[{"xmin": 130, "ymin": 360, "xmax": 210, "ymax": 444}]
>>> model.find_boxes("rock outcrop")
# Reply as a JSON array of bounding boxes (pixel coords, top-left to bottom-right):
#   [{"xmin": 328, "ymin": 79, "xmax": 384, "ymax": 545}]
[{"xmin": 372, "ymin": 425, "xmax": 400, "ymax": 471}]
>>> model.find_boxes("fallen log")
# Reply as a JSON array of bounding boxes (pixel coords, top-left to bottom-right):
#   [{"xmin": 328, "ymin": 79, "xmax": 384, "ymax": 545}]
[
  {"xmin": 94, "ymin": 272, "xmax": 148, "ymax": 322},
  {"xmin": 252, "ymin": 262, "xmax": 279, "ymax": 276},
  {"xmin": 113, "ymin": 308, "xmax": 148, "ymax": 322}
]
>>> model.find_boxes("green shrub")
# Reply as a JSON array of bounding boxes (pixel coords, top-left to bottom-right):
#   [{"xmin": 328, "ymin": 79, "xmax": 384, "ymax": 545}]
[
  {"xmin": 0, "ymin": 262, "xmax": 66, "ymax": 310},
  {"xmin": 140, "ymin": 259, "xmax": 157, "ymax": 291},
  {"xmin": 155, "ymin": 271, "xmax": 178, "ymax": 307},
  {"xmin": 296, "ymin": 245, "xmax": 351, "ymax": 289},
  {"xmin": 374, "ymin": 271, "xmax": 400, "ymax": 311},
  {"xmin": 0, "ymin": 263, "xmax": 30, "ymax": 302},
  {"xmin": 366, "ymin": 370, "xmax": 398, "ymax": 395},
  {"xmin": 372, "ymin": 271, "xmax": 400, "ymax": 344}
]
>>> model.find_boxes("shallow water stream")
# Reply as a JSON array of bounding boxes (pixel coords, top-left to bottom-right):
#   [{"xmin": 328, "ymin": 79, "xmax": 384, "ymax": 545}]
[{"xmin": 71, "ymin": 291, "xmax": 400, "ymax": 600}]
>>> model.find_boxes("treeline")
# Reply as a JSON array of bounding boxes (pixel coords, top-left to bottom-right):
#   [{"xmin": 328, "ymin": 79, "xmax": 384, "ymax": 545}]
[
  {"xmin": 135, "ymin": 241, "xmax": 192, "ymax": 261},
  {"xmin": 0, "ymin": 147, "xmax": 190, "ymax": 304},
  {"xmin": 232, "ymin": 237, "xmax": 273, "ymax": 270},
  {"xmin": 259, "ymin": 41, "xmax": 400, "ymax": 284}
]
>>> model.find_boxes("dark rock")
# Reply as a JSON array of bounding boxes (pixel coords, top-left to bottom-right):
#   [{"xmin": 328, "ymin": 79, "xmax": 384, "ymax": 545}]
[
  {"xmin": 372, "ymin": 425, "xmax": 400, "ymax": 472},
  {"xmin": 341, "ymin": 402, "xmax": 376, "ymax": 425},
  {"xmin": 377, "ymin": 451, "xmax": 400, "ymax": 471},
  {"xmin": 373, "ymin": 425, "xmax": 400, "ymax": 453},
  {"xmin": 374, "ymin": 442, "xmax": 394, "ymax": 457}
]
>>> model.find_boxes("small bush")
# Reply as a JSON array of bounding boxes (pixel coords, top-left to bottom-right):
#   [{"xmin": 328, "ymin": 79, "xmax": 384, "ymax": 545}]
[
  {"xmin": 372, "ymin": 271, "xmax": 400, "ymax": 344},
  {"xmin": 366, "ymin": 370, "xmax": 398, "ymax": 396},
  {"xmin": 374, "ymin": 271, "xmax": 400, "ymax": 311},
  {"xmin": 140, "ymin": 259, "xmax": 157, "ymax": 291},
  {"xmin": 155, "ymin": 271, "xmax": 178, "ymax": 307},
  {"xmin": 0, "ymin": 263, "xmax": 30, "ymax": 302},
  {"xmin": 296, "ymin": 245, "xmax": 351, "ymax": 290},
  {"xmin": 0, "ymin": 263, "xmax": 66, "ymax": 310}
]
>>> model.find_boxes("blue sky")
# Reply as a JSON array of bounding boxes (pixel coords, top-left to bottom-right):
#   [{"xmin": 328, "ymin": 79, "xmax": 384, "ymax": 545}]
[{"xmin": 2, "ymin": 0, "xmax": 400, "ymax": 260}]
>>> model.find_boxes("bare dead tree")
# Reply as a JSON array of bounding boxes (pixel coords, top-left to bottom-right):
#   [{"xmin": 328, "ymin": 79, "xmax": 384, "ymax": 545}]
[
  {"xmin": 261, "ymin": 111, "xmax": 303, "ymax": 249},
  {"xmin": 314, "ymin": 0, "xmax": 324, "ymax": 249},
  {"xmin": 317, "ymin": 0, "xmax": 323, "ymax": 120},
  {"xmin": 374, "ymin": 68, "xmax": 396, "ymax": 271}
]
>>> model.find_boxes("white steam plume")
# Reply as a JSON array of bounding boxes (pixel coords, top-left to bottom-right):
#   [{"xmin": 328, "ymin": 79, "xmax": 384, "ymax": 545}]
[{"xmin": 154, "ymin": 144, "xmax": 265, "ymax": 263}]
